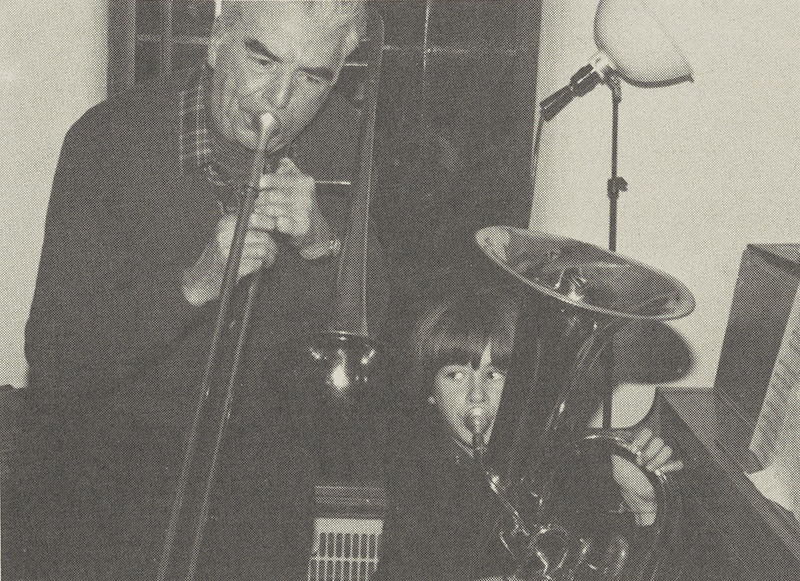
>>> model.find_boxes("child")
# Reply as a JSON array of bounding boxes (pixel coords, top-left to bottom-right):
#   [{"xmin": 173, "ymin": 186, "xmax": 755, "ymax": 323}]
[{"xmin": 375, "ymin": 287, "xmax": 682, "ymax": 581}]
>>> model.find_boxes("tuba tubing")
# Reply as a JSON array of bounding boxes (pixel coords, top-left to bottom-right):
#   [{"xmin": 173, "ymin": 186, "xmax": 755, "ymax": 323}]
[{"xmin": 479, "ymin": 429, "xmax": 679, "ymax": 581}]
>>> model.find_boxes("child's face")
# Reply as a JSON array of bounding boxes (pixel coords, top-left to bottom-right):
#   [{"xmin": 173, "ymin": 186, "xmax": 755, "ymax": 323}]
[{"xmin": 432, "ymin": 342, "xmax": 507, "ymax": 448}]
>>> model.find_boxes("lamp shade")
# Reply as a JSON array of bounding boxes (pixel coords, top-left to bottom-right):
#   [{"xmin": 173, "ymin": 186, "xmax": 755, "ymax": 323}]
[
  {"xmin": 539, "ymin": 0, "xmax": 692, "ymax": 120},
  {"xmin": 594, "ymin": 0, "xmax": 693, "ymax": 86}
]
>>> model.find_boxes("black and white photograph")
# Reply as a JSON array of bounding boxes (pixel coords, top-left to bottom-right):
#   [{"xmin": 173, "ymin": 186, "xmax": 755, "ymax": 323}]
[{"xmin": 1, "ymin": 1, "xmax": 798, "ymax": 579}]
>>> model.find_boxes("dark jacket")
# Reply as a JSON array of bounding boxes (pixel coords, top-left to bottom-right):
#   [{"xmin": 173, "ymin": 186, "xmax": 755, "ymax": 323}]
[
  {"xmin": 376, "ymin": 404, "xmax": 667, "ymax": 581},
  {"xmin": 3, "ymin": 67, "xmax": 387, "ymax": 580},
  {"xmin": 375, "ymin": 405, "xmax": 514, "ymax": 581}
]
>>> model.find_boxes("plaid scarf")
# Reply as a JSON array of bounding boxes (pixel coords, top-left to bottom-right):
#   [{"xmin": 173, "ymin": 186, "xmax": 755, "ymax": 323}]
[
  {"xmin": 178, "ymin": 65, "xmax": 291, "ymax": 212},
  {"xmin": 179, "ymin": 66, "xmax": 227, "ymax": 184}
]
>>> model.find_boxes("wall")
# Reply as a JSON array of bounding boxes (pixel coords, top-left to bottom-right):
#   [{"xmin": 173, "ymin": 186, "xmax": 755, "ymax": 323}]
[
  {"xmin": 0, "ymin": 1, "xmax": 108, "ymax": 388},
  {"xmin": 531, "ymin": 0, "xmax": 800, "ymax": 394}
]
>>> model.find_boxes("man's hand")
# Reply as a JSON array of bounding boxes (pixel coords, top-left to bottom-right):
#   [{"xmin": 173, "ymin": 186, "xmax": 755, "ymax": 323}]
[
  {"xmin": 181, "ymin": 157, "xmax": 326, "ymax": 306},
  {"xmin": 255, "ymin": 157, "xmax": 319, "ymax": 242},
  {"xmin": 611, "ymin": 427, "xmax": 683, "ymax": 526},
  {"xmin": 181, "ymin": 212, "xmax": 279, "ymax": 306}
]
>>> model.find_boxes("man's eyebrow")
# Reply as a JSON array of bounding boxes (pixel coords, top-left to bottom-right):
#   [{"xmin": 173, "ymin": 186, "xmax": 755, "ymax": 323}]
[
  {"xmin": 244, "ymin": 38, "xmax": 281, "ymax": 62},
  {"xmin": 244, "ymin": 37, "xmax": 335, "ymax": 82}
]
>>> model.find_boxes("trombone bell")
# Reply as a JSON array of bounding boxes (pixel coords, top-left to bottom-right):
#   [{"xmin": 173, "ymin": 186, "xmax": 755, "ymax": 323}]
[{"xmin": 305, "ymin": 331, "xmax": 381, "ymax": 406}]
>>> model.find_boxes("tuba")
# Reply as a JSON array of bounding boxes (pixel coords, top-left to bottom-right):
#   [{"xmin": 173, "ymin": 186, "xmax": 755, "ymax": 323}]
[{"xmin": 472, "ymin": 226, "xmax": 695, "ymax": 581}]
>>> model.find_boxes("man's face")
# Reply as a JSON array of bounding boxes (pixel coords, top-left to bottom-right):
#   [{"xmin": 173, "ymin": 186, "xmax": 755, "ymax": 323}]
[{"xmin": 207, "ymin": 2, "xmax": 351, "ymax": 151}]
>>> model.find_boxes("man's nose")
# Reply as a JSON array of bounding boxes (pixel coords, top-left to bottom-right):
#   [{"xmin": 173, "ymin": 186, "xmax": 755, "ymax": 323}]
[
  {"xmin": 468, "ymin": 375, "xmax": 487, "ymax": 403},
  {"xmin": 263, "ymin": 69, "xmax": 294, "ymax": 109}
]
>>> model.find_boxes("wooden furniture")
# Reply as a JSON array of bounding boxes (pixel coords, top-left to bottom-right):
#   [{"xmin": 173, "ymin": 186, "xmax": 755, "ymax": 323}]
[
  {"xmin": 661, "ymin": 388, "xmax": 800, "ymax": 580},
  {"xmin": 658, "ymin": 243, "xmax": 800, "ymax": 580}
]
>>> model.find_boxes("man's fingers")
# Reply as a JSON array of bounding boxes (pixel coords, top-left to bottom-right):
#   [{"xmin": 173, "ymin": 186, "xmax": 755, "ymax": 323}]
[
  {"xmin": 253, "ymin": 158, "xmax": 316, "ymax": 242},
  {"xmin": 217, "ymin": 213, "xmax": 275, "ymax": 237},
  {"xmin": 274, "ymin": 156, "xmax": 300, "ymax": 174},
  {"xmin": 259, "ymin": 168, "xmax": 313, "ymax": 195},
  {"xmin": 217, "ymin": 217, "xmax": 277, "ymax": 256},
  {"xmin": 275, "ymin": 215, "xmax": 294, "ymax": 233},
  {"xmin": 250, "ymin": 213, "xmax": 278, "ymax": 231},
  {"xmin": 251, "ymin": 212, "xmax": 303, "ymax": 236},
  {"xmin": 258, "ymin": 158, "xmax": 298, "ymax": 187},
  {"xmin": 238, "ymin": 233, "xmax": 278, "ymax": 271},
  {"xmin": 243, "ymin": 230, "xmax": 277, "ymax": 250},
  {"xmin": 257, "ymin": 202, "xmax": 290, "ymax": 218}
]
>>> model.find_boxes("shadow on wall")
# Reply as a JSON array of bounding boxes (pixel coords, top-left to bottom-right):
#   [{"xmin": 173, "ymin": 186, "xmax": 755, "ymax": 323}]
[{"xmin": 613, "ymin": 321, "xmax": 695, "ymax": 386}]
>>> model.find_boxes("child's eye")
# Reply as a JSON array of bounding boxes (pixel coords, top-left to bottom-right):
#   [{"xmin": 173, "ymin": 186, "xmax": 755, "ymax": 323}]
[
  {"xmin": 439, "ymin": 366, "xmax": 469, "ymax": 382},
  {"xmin": 487, "ymin": 370, "xmax": 507, "ymax": 382}
]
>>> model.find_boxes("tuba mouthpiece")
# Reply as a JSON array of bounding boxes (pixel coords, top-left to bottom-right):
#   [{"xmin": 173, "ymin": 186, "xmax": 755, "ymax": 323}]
[
  {"xmin": 465, "ymin": 406, "xmax": 490, "ymax": 436},
  {"xmin": 466, "ymin": 406, "xmax": 490, "ymax": 462}
]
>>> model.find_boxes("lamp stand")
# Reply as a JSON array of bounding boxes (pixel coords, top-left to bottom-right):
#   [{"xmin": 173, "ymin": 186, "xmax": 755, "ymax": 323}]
[
  {"xmin": 606, "ymin": 74, "xmax": 626, "ymax": 253},
  {"xmin": 603, "ymin": 75, "xmax": 626, "ymax": 429}
]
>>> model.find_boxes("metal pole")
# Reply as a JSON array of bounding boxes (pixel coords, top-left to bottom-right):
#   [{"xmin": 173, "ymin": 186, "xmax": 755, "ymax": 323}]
[
  {"xmin": 607, "ymin": 75, "xmax": 625, "ymax": 253},
  {"xmin": 604, "ymin": 77, "xmax": 625, "ymax": 429},
  {"xmin": 159, "ymin": 0, "xmax": 173, "ymax": 78}
]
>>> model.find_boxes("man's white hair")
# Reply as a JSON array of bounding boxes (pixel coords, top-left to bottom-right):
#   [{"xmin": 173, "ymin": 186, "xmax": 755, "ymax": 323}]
[{"xmin": 217, "ymin": 1, "xmax": 367, "ymax": 57}]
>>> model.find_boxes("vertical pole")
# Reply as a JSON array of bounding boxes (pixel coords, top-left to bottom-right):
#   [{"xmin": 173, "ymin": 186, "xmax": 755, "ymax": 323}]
[
  {"xmin": 515, "ymin": 0, "xmax": 543, "ymax": 227},
  {"xmin": 420, "ymin": 0, "xmax": 433, "ymax": 125},
  {"xmin": 607, "ymin": 75, "xmax": 623, "ymax": 253},
  {"xmin": 159, "ymin": 0, "xmax": 173, "ymax": 78},
  {"xmin": 419, "ymin": 0, "xmax": 434, "ymax": 201},
  {"xmin": 604, "ymin": 77, "xmax": 624, "ymax": 429},
  {"xmin": 107, "ymin": 0, "xmax": 137, "ymax": 94}
]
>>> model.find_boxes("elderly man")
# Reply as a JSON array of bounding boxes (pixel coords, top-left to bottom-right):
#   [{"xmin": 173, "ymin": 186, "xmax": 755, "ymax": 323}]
[{"xmin": 2, "ymin": 1, "xmax": 385, "ymax": 579}]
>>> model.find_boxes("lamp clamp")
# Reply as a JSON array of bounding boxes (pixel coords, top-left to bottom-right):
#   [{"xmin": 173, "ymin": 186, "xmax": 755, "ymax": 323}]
[{"xmin": 607, "ymin": 176, "xmax": 628, "ymax": 201}]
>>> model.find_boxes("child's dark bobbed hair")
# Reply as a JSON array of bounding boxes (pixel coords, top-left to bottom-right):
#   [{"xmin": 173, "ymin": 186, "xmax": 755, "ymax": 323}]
[{"xmin": 408, "ymin": 286, "xmax": 520, "ymax": 402}]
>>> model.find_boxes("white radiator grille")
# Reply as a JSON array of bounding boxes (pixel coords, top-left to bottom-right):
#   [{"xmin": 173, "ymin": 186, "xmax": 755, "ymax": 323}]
[{"xmin": 307, "ymin": 517, "xmax": 383, "ymax": 581}]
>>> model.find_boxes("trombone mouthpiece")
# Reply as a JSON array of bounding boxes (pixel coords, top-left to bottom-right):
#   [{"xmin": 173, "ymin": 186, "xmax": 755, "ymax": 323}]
[
  {"xmin": 255, "ymin": 112, "xmax": 281, "ymax": 153},
  {"xmin": 465, "ymin": 406, "xmax": 490, "ymax": 436},
  {"xmin": 247, "ymin": 113, "xmax": 282, "ymax": 187}
]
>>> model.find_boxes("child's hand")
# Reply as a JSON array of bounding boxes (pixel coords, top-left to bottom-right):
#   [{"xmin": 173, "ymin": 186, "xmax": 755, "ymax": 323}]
[{"xmin": 611, "ymin": 427, "xmax": 683, "ymax": 526}]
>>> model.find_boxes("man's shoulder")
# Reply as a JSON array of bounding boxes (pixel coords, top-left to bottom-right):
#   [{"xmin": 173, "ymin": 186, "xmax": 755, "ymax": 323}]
[{"xmin": 64, "ymin": 68, "xmax": 194, "ymax": 152}]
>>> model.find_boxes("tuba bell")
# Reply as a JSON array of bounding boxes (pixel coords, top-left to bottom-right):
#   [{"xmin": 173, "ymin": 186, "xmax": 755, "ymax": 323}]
[{"xmin": 472, "ymin": 226, "xmax": 695, "ymax": 581}]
